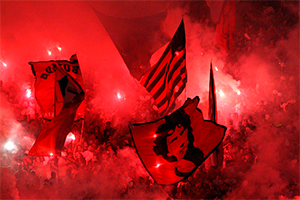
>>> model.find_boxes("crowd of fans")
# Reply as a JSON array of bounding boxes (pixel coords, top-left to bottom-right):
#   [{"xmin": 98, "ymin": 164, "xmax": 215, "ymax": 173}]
[
  {"xmin": 1, "ymin": 77, "xmax": 298, "ymax": 199},
  {"xmin": 1, "ymin": 1, "xmax": 299, "ymax": 199}
]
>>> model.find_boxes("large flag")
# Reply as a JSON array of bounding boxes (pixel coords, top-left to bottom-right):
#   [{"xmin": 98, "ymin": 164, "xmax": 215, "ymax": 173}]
[
  {"xmin": 28, "ymin": 66, "xmax": 85, "ymax": 156},
  {"xmin": 30, "ymin": 54, "xmax": 85, "ymax": 121},
  {"xmin": 93, "ymin": 8, "xmax": 170, "ymax": 80},
  {"xmin": 140, "ymin": 19, "xmax": 187, "ymax": 117},
  {"xmin": 212, "ymin": 1, "xmax": 236, "ymax": 55},
  {"xmin": 129, "ymin": 96, "xmax": 226, "ymax": 185}
]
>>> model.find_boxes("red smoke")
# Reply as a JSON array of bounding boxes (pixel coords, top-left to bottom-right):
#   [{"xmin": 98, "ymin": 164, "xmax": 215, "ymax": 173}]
[{"xmin": 0, "ymin": 1, "xmax": 299, "ymax": 199}]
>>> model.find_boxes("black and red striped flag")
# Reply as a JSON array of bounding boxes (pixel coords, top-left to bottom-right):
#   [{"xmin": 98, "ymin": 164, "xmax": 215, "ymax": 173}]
[{"xmin": 140, "ymin": 19, "xmax": 187, "ymax": 117}]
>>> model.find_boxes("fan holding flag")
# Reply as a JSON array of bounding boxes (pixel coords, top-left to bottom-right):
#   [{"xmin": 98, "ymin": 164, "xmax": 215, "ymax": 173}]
[{"xmin": 28, "ymin": 55, "xmax": 85, "ymax": 157}]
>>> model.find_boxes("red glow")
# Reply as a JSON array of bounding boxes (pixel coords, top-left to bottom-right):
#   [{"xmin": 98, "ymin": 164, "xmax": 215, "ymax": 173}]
[
  {"xmin": 218, "ymin": 90, "xmax": 225, "ymax": 97},
  {"xmin": 26, "ymin": 89, "xmax": 32, "ymax": 98},
  {"xmin": 66, "ymin": 132, "xmax": 76, "ymax": 141},
  {"xmin": 117, "ymin": 92, "xmax": 121, "ymax": 99},
  {"xmin": 4, "ymin": 141, "xmax": 15, "ymax": 151},
  {"xmin": 0, "ymin": 1, "xmax": 298, "ymax": 199}
]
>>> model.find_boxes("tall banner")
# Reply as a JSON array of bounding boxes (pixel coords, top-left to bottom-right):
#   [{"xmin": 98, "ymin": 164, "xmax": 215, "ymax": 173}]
[
  {"xmin": 140, "ymin": 19, "xmax": 187, "ymax": 117},
  {"xmin": 212, "ymin": 1, "xmax": 236, "ymax": 55},
  {"xmin": 206, "ymin": 62, "xmax": 223, "ymax": 168},
  {"xmin": 30, "ymin": 54, "xmax": 85, "ymax": 121},
  {"xmin": 28, "ymin": 66, "xmax": 85, "ymax": 156},
  {"xmin": 129, "ymin": 96, "xmax": 226, "ymax": 185},
  {"xmin": 209, "ymin": 62, "xmax": 217, "ymax": 122},
  {"xmin": 93, "ymin": 8, "xmax": 170, "ymax": 80}
]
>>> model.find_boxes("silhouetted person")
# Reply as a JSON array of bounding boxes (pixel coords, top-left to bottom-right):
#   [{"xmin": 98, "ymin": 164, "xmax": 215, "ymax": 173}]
[{"xmin": 102, "ymin": 121, "xmax": 115, "ymax": 144}]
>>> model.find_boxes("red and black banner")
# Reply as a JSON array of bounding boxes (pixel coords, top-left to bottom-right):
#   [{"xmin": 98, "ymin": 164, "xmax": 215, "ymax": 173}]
[
  {"xmin": 129, "ymin": 96, "xmax": 226, "ymax": 185},
  {"xmin": 30, "ymin": 54, "xmax": 85, "ymax": 121}
]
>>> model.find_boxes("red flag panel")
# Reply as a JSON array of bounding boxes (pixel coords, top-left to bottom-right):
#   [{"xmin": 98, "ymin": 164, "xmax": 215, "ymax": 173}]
[
  {"xmin": 93, "ymin": 8, "xmax": 170, "ymax": 80},
  {"xmin": 213, "ymin": 1, "xmax": 236, "ymax": 54}
]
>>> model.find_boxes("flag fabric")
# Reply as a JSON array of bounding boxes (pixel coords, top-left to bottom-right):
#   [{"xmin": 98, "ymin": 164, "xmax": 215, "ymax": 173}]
[
  {"xmin": 205, "ymin": 0, "xmax": 224, "ymax": 24},
  {"xmin": 129, "ymin": 96, "xmax": 226, "ymax": 185},
  {"xmin": 93, "ymin": 8, "xmax": 170, "ymax": 80},
  {"xmin": 209, "ymin": 62, "xmax": 217, "ymax": 122},
  {"xmin": 212, "ymin": 1, "xmax": 236, "ymax": 54},
  {"xmin": 206, "ymin": 62, "xmax": 223, "ymax": 168},
  {"xmin": 28, "ymin": 66, "xmax": 84, "ymax": 156},
  {"xmin": 30, "ymin": 54, "xmax": 85, "ymax": 121},
  {"xmin": 140, "ymin": 19, "xmax": 187, "ymax": 117}
]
